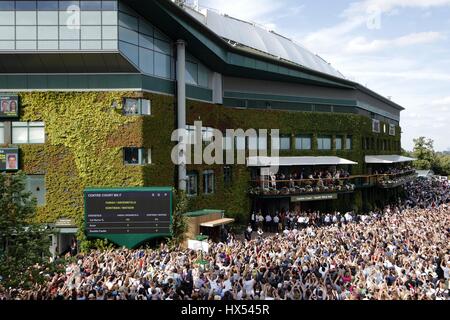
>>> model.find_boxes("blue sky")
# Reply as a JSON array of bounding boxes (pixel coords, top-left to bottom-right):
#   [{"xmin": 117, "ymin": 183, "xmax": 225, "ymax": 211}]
[{"xmin": 198, "ymin": 0, "xmax": 450, "ymax": 152}]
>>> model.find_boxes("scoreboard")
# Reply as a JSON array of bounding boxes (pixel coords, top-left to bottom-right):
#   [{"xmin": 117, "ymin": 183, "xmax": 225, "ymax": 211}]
[{"xmin": 84, "ymin": 188, "xmax": 172, "ymax": 247}]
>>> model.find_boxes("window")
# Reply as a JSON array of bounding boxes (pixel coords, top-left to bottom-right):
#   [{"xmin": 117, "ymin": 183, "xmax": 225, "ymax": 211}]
[
  {"xmin": 258, "ymin": 135, "xmax": 267, "ymax": 150},
  {"xmin": 222, "ymin": 135, "xmax": 232, "ymax": 151},
  {"xmin": 123, "ymin": 147, "xmax": 151, "ymax": 165},
  {"xmin": 295, "ymin": 135, "xmax": 312, "ymax": 150},
  {"xmin": 236, "ymin": 136, "xmax": 246, "ymax": 150},
  {"xmin": 224, "ymin": 166, "xmax": 232, "ymax": 187},
  {"xmin": 123, "ymin": 98, "xmax": 151, "ymax": 115},
  {"xmin": 248, "ymin": 135, "xmax": 258, "ymax": 151},
  {"xmin": 279, "ymin": 136, "xmax": 290, "ymax": 151},
  {"xmin": 317, "ymin": 136, "xmax": 332, "ymax": 150},
  {"xmin": 203, "ymin": 170, "xmax": 215, "ymax": 194},
  {"xmin": 186, "ymin": 61, "xmax": 198, "ymax": 85},
  {"xmin": 187, "ymin": 172, "xmax": 198, "ymax": 196},
  {"xmin": 202, "ymin": 127, "xmax": 214, "ymax": 144},
  {"xmin": 0, "ymin": 123, "xmax": 4, "ymax": 144},
  {"xmin": 335, "ymin": 136, "xmax": 343, "ymax": 150},
  {"xmin": 346, "ymin": 136, "xmax": 352, "ymax": 150},
  {"xmin": 372, "ymin": 119, "xmax": 380, "ymax": 133},
  {"xmin": 12, "ymin": 122, "xmax": 45, "ymax": 144},
  {"xmin": 26, "ymin": 175, "xmax": 46, "ymax": 206},
  {"xmin": 389, "ymin": 124, "xmax": 396, "ymax": 136}
]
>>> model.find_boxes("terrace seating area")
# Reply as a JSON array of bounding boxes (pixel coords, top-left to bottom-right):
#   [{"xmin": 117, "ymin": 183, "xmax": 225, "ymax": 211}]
[{"xmin": 249, "ymin": 169, "xmax": 356, "ymax": 196}]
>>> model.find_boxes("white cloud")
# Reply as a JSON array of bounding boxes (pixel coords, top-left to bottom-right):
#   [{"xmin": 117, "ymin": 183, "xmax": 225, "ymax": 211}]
[
  {"xmin": 432, "ymin": 96, "xmax": 450, "ymax": 105},
  {"xmin": 343, "ymin": 0, "xmax": 450, "ymax": 18},
  {"xmin": 198, "ymin": 0, "xmax": 286, "ymax": 29},
  {"xmin": 345, "ymin": 32, "xmax": 445, "ymax": 54},
  {"xmin": 303, "ymin": 0, "xmax": 450, "ymax": 54}
]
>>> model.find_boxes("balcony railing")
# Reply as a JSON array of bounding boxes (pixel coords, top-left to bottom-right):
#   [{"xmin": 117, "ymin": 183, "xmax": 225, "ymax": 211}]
[
  {"xmin": 376, "ymin": 170, "xmax": 417, "ymax": 188},
  {"xmin": 248, "ymin": 177, "xmax": 356, "ymax": 196},
  {"xmin": 248, "ymin": 170, "xmax": 417, "ymax": 196}
]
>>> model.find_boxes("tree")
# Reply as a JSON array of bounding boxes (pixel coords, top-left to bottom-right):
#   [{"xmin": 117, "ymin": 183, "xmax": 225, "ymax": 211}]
[
  {"xmin": 0, "ymin": 172, "xmax": 51, "ymax": 289},
  {"xmin": 168, "ymin": 189, "xmax": 188, "ymax": 248},
  {"xmin": 412, "ymin": 137, "xmax": 435, "ymax": 170},
  {"xmin": 433, "ymin": 153, "xmax": 450, "ymax": 176}
]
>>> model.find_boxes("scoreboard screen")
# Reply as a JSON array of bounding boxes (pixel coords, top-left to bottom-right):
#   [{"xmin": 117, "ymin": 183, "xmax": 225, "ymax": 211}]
[
  {"xmin": 84, "ymin": 188, "xmax": 172, "ymax": 236},
  {"xmin": 0, "ymin": 148, "xmax": 19, "ymax": 171}
]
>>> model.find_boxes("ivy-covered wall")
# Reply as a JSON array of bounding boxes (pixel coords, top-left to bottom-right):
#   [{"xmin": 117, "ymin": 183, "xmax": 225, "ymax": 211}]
[
  {"xmin": 184, "ymin": 100, "xmax": 401, "ymax": 221},
  {"xmin": 14, "ymin": 91, "xmax": 401, "ymax": 227},
  {"xmin": 18, "ymin": 91, "xmax": 175, "ymax": 227}
]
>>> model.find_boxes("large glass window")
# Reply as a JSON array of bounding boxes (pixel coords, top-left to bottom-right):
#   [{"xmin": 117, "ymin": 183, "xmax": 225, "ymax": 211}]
[
  {"xmin": 16, "ymin": 11, "xmax": 36, "ymax": 25},
  {"xmin": 0, "ymin": 11, "xmax": 15, "ymax": 25},
  {"xmin": 295, "ymin": 135, "xmax": 312, "ymax": 150},
  {"xmin": 38, "ymin": 1, "xmax": 59, "ymax": 11},
  {"xmin": 0, "ymin": 1, "xmax": 15, "ymax": 11},
  {"xmin": 0, "ymin": 0, "xmax": 118, "ymax": 51},
  {"xmin": 186, "ymin": 61, "xmax": 198, "ymax": 85},
  {"xmin": 187, "ymin": 172, "xmax": 198, "ymax": 197},
  {"xmin": 203, "ymin": 170, "xmax": 215, "ymax": 195},
  {"xmin": 317, "ymin": 136, "xmax": 332, "ymax": 150},
  {"xmin": 12, "ymin": 122, "xmax": 45, "ymax": 144},
  {"xmin": 117, "ymin": 2, "xmax": 175, "ymax": 80},
  {"xmin": 123, "ymin": 147, "xmax": 151, "ymax": 165},
  {"xmin": 26, "ymin": 175, "xmax": 46, "ymax": 206}
]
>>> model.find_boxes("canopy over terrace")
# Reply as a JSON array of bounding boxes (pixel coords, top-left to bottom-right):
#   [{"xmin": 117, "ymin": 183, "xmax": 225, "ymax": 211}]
[
  {"xmin": 365, "ymin": 155, "xmax": 416, "ymax": 164},
  {"xmin": 247, "ymin": 156, "xmax": 358, "ymax": 167}
]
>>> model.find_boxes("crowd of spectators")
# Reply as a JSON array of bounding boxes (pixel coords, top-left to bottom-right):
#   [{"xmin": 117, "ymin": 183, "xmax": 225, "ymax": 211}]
[{"xmin": 1, "ymin": 179, "xmax": 448, "ymax": 300}]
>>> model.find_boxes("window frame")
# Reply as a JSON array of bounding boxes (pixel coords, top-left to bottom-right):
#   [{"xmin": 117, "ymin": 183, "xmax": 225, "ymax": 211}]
[
  {"xmin": 295, "ymin": 135, "xmax": 312, "ymax": 150},
  {"xmin": 317, "ymin": 135, "xmax": 332, "ymax": 150},
  {"xmin": 345, "ymin": 136, "xmax": 352, "ymax": 150},
  {"xmin": 223, "ymin": 165, "xmax": 233, "ymax": 187},
  {"xmin": 186, "ymin": 171, "xmax": 198, "ymax": 197},
  {"xmin": 203, "ymin": 170, "xmax": 215, "ymax": 195},
  {"xmin": 12, "ymin": 121, "xmax": 45, "ymax": 144},
  {"xmin": 122, "ymin": 98, "xmax": 151, "ymax": 116},
  {"xmin": 335, "ymin": 136, "xmax": 343, "ymax": 150},
  {"xmin": 279, "ymin": 136, "xmax": 291, "ymax": 151},
  {"xmin": 123, "ymin": 147, "xmax": 151, "ymax": 166}
]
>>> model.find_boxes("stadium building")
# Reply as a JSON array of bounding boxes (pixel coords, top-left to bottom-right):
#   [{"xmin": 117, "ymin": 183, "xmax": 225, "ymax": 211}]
[{"xmin": 0, "ymin": 0, "xmax": 416, "ymax": 251}]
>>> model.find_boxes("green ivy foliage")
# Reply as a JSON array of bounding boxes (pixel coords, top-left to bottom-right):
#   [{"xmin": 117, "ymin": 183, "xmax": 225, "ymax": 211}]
[
  {"xmin": 19, "ymin": 91, "xmax": 174, "ymax": 228},
  {"xmin": 18, "ymin": 91, "xmax": 401, "ymax": 227}
]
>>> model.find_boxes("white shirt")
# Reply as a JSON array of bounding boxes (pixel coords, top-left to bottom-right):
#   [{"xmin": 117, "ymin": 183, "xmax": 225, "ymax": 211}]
[
  {"xmin": 244, "ymin": 279, "xmax": 255, "ymax": 295},
  {"xmin": 223, "ymin": 279, "xmax": 232, "ymax": 292},
  {"xmin": 273, "ymin": 216, "xmax": 280, "ymax": 223},
  {"xmin": 265, "ymin": 215, "xmax": 272, "ymax": 222},
  {"xmin": 443, "ymin": 266, "xmax": 449, "ymax": 279}
]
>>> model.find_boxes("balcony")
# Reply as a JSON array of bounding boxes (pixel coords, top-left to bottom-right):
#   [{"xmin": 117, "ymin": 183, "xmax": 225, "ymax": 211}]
[
  {"xmin": 376, "ymin": 169, "xmax": 417, "ymax": 188},
  {"xmin": 248, "ymin": 177, "xmax": 356, "ymax": 197}
]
